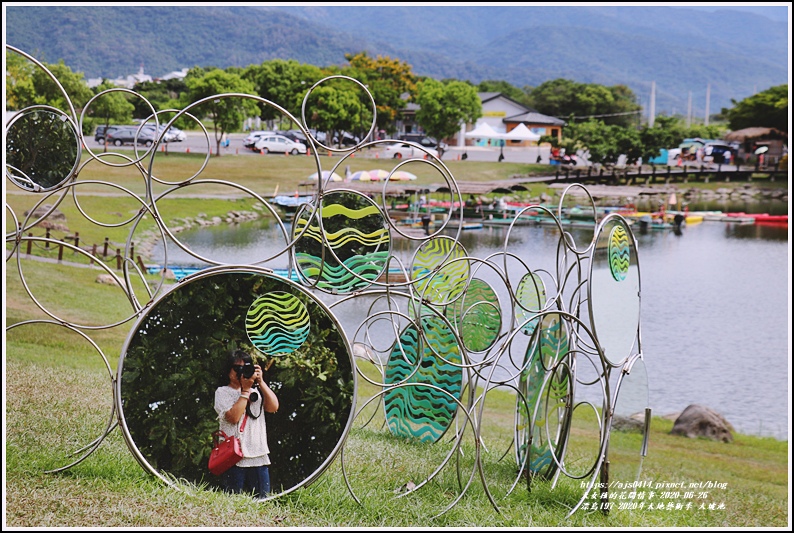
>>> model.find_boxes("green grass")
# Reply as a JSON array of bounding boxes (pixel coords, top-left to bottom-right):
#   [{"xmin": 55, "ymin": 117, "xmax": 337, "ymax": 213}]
[{"xmin": 4, "ymin": 257, "xmax": 789, "ymax": 527}]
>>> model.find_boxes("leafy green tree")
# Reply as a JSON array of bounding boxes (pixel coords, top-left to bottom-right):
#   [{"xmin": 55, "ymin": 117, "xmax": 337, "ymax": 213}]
[
  {"xmin": 304, "ymin": 84, "xmax": 367, "ymax": 148},
  {"xmin": 5, "ymin": 52, "xmax": 36, "ymax": 111},
  {"xmin": 343, "ymin": 52, "xmax": 417, "ymax": 135},
  {"xmin": 528, "ymin": 79, "xmax": 640, "ymax": 127},
  {"xmin": 243, "ymin": 59, "xmax": 326, "ymax": 128},
  {"xmin": 30, "ymin": 60, "xmax": 93, "ymax": 113},
  {"xmin": 6, "ymin": 57, "xmax": 94, "ymax": 133},
  {"xmin": 723, "ymin": 84, "xmax": 788, "ymax": 133},
  {"xmin": 87, "ymin": 82, "xmax": 135, "ymax": 153},
  {"xmin": 415, "ymin": 78, "xmax": 482, "ymax": 152},
  {"xmin": 131, "ymin": 78, "xmax": 187, "ymax": 119},
  {"xmin": 563, "ymin": 119, "xmax": 642, "ymax": 166},
  {"xmin": 638, "ymin": 116, "xmax": 683, "ymax": 163},
  {"xmin": 183, "ymin": 68, "xmax": 259, "ymax": 156}
]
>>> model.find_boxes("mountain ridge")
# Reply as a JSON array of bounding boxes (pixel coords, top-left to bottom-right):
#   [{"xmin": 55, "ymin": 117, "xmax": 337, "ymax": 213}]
[{"xmin": 4, "ymin": 5, "xmax": 788, "ymax": 116}]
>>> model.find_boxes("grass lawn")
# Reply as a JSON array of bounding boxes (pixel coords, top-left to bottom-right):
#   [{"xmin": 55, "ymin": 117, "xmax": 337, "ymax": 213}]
[{"xmin": 4, "ymin": 257, "xmax": 789, "ymax": 528}]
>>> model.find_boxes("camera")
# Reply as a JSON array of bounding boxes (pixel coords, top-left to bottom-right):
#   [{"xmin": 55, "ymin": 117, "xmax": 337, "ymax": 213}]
[{"xmin": 235, "ymin": 362, "xmax": 256, "ymax": 380}]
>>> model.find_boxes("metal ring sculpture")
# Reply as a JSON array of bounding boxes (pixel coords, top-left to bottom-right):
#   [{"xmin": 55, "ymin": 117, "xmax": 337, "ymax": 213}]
[{"xmin": 5, "ymin": 45, "xmax": 650, "ymax": 519}]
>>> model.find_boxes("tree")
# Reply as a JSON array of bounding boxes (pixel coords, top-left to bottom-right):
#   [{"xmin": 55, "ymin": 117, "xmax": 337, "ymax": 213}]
[
  {"xmin": 243, "ymin": 59, "xmax": 326, "ymax": 129},
  {"xmin": 562, "ymin": 119, "xmax": 642, "ymax": 166},
  {"xmin": 415, "ymin": 78, "xmax": 482, "ymax": 152},
  {"xmin": 723, "ymin": 84, "xmax": 788, "ymax": 133},
  {"xmin": 87, "ymin": 82, "xmax": 135, "ymax": 153},
  {"xmin": 131, "ymin": 78, "xmax": 187, "ymax": 120},
  {"xmin": 527, "ymin": 79, "xmax": 640, "ymax": 127},
  {"xmin": 304, "ymin": 84, "xmax": 368, "ymax": 149},
  {"xmin": 183, "ymin": 68, "xmax": 259, "ymax": 156},
  {"xmin": 638, "ymin": 116, "xmax": 684, "ymax": 163},
  {"xmin": 6, "ymin": 56, "xmax": 94, "ymax": 133},
  {"xmin": 5, "ymin": 52, "xmax": 36, "ymax": 111},
  {"xmin": 343, "ymin": 52, "xmax": 417, "ymax": 135}
]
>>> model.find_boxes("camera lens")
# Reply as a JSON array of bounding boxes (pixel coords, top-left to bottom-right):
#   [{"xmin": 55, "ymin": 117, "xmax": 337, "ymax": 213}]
[
  {"xmin": 249, "ymin": 391, "xmax": 259, "ymax": 403},
  {"xmin": 242, "ymin": 363, "xmax": 255, "ymax": 379}
]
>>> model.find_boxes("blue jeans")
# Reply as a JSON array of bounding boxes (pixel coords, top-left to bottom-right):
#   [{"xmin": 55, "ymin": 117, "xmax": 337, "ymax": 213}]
[{"xmin": 221, "ymin": 465, "xmax": 271, "ymax": 498}]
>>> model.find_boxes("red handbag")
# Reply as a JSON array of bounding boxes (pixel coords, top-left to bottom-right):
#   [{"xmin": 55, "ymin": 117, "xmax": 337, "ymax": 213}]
[{"xmin": 208, "ymin": 414, "xmax": 248, "ymax": 476}]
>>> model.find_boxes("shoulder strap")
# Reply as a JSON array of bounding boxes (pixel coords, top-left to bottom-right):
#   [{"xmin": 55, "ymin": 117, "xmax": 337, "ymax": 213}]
[{"xmin": 239, "ymin": 413, "xmax": 249, "ymax": 433}]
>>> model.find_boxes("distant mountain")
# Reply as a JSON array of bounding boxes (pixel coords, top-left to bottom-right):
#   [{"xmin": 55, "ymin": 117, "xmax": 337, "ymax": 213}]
[{"xmin": 5, "ymin": 5, "xmax": 789, "ymax": 118}]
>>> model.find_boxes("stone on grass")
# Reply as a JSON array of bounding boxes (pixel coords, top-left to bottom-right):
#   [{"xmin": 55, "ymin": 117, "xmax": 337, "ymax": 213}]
[{"xmin": 670, "ymin": 404, "xmax": 734, "ymax": 443}]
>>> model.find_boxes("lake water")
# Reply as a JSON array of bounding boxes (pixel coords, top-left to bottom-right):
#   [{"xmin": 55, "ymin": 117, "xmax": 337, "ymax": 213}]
[{"xmin": 151, "ymin": 203, "xmax": 790, "ymax": 440}]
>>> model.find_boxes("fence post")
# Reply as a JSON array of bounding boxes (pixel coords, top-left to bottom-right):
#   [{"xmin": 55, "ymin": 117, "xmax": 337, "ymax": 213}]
[
  {"xmin": 130, "ymin": 242, "xmax": 135, "ymax": 260},
  {"xmin": 26, "ymin": 233, "xmax": 32, "ymax": 255},
  {"xmin": 91, "ymin": 244, "xmax": 97, "ymax": 265},
  {"xmin": 666, "ymin": 165, "xmax": 671, "ymax": 183},
  {"xmin": 74, "ymin": 232, "xmax": 79, "ymax": 251},
  {"xmin": 45, "ymin": 228, "xmax": 51, "ymax": 248},
  {"xmin": 58, "ymin": 240, "xmax": 64, "ymax": 262},
  {"xmin": 116, "ymin": 249, "xmax": 122, "ymax": 270},
  {"xmin": 103, "ymin": 237, "xmax": 109, "ymax": 258},
  {"xmin": 651, "ymin": 164, "xmax": 656, "ymax": 184},
  {"xmin": 137, "ymin": 255, "xmax": 146, "ymax": 273}
]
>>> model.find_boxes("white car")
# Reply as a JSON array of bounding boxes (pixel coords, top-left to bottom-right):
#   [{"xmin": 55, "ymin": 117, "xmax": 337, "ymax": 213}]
[
  {"xmin": 140, "ymin": 124, "xmax": 186, "ymax": 143},
  {"xmin": 243, "ymin": 130, "xmax": 274, "ymax": 149},
  {"xmin": 382, "ymin": 142, "xmax": 439, "ymax": 159},
  {"xmin": 166, "ymin": 126, "xmax": 186, "ymax": 142},
  {"xmin": 254, "ymin": 134, "xmax": 307, "ymax": 155}
]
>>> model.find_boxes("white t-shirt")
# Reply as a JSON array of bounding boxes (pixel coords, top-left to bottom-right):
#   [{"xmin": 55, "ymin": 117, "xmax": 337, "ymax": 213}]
[{"xmin": 214, "ymin": 385, "xmax": 270, "ymax": 467}]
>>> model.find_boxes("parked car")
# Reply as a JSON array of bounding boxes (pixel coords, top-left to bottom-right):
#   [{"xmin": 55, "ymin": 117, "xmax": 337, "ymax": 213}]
[
  {"xmin": 332, "ymin": 131, "xmax": 361, "ymax": 147},
  {"xmin": 243, "ymin": 130, "xmax": 274, "ymax": 150},
  {"xmin": 165, "ymin": 126, "xmax": 186, "ymax": 142},
  {"xmin": 140, "ymin": 124, "xmax": 185, "ymax": 144},
  {"xmin": 282, "ymin": 129, "xmax": 308, "ymax": 146},
  {"xmin": 399, "ymin": 133, "xmax": 448, "ymax": 153},
  {"xmin": 307, "ymin": 129, "xmax": 327, "ymax": 143},
  {"xmin": 703, "ymin": 142, "xmax": 734, "ymax": 164},
  {"xmin": 95, "ymin": 125, "xmax": 132, "ymax": 144},
  {"xmin": 105, "ymin": 126, "xmax": 157, "ymax": 147},
  {"xmin": 253, "ymin": 134, "xmax": 307, "ymax": 155},
  {"xmin": 382, "ymin": 142, "xmax": 439, "ymax": 159}
]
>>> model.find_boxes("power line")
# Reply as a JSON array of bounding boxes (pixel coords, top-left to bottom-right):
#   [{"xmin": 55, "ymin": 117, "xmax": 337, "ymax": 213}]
[{"xmin": 556, "ymin": 110, "xmax": 643, "ymax": 120}]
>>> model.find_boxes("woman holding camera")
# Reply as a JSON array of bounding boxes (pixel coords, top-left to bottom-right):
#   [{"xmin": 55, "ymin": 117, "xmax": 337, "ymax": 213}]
[{"xmin": 214, "ymin": 350, "xmax": 279, "ymax": 498}]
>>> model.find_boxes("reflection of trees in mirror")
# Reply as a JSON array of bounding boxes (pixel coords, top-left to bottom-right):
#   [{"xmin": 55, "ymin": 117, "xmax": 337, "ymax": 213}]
[
  {"xmin": 6, "ymin": 110, "xmax": 78, "ymax": 190},
  {"xmin": 120, "ymin": 272, "xmax": 354, "ymax": 495}
]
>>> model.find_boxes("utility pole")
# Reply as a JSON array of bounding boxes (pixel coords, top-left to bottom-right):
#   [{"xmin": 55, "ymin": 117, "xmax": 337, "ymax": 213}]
[
  {"xmin": 704, "ymin": 83, "xmax": 711, "ymax": 127},
  {"xmin": 686, "ymin": 91, "xmax": 692, "ymax": 128},
  {"xmin": 649, "ymin": 81, "xmax": 656, "ymax": 127}
]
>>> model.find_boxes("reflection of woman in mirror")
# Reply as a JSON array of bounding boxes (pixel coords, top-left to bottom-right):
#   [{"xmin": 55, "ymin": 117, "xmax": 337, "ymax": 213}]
[{"xmin": 214, "ymin": 349, "xmax": 279, "ymax": 498}]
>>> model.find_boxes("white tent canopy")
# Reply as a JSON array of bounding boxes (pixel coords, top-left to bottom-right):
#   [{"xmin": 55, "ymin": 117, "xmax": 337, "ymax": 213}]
[
  {"xmin": 464, "ymin": 122, "xmax": 504, "ymax": 139},
  {"xmin": 503, "ymin": 123, "xmax": 541, "ymax": 141}
]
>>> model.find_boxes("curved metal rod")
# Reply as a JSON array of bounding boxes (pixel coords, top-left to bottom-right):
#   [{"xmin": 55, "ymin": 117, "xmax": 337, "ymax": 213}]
[{"xmin": 6, "ymin": 319, "xmax": 116, "ymax": 472}]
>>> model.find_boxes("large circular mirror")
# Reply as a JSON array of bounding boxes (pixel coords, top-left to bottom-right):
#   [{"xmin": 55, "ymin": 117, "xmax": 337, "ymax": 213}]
[
  {"xmin": 6, "ymin": 107, "xmax": 80, "ymax": 192},
  {"xmin": 588, "ymin": 216, "xmax": 640, "ymax": 366},
  {"xmin": 117, "ymin": 269, "xmax": 356, "ymax": 498}
]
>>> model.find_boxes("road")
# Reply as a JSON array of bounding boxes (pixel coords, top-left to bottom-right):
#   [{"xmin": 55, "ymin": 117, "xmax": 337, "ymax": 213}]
[{"xmin": 87, "ymin": 131, "xmax": 554, "ymax": 164}]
